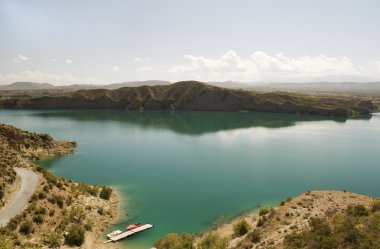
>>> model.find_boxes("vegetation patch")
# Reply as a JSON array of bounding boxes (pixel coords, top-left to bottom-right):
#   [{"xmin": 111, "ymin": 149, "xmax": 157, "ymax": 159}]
[
  {"xmin": 233, "ymin": 219, "xmax": 252, "ymax": 237},
  {"xmin": 284, "ymin": 205, "xmax": 380, "ymax": 249}
]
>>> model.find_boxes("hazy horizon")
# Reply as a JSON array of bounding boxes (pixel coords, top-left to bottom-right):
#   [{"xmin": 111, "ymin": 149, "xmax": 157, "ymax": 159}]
[{"xmin": 1, "ymin": 0, "xmax": 380, "ymax": 85}]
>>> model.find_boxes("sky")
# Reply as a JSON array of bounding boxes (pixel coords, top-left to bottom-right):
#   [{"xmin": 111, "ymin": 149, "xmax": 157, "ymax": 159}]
[{"xmin": 1, "ymin": 0, "xmax": 380, "ymax": 85}]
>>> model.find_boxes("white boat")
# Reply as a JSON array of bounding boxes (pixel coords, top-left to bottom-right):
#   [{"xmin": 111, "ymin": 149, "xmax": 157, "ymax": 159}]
[{"xmin": 107, "ymin": 230, "xmax": 123, "ymax": 239}]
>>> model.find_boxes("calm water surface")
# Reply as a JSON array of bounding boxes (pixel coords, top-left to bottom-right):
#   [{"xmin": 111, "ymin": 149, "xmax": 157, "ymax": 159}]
[{"xmin": 1, "ymin": 110, "xmax": 380, "ymax": 249}]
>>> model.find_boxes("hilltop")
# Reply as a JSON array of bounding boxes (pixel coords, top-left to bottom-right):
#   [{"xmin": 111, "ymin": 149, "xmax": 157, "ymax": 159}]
[{"xmin": 0, "ymin": 81, "xmax": 376, "ymax": 116}]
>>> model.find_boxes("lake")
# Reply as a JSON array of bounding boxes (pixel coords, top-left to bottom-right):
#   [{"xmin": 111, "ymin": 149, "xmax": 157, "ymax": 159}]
[{"xmin": 1, "ymin": 109, "xmax": 380, "ymax": 248}]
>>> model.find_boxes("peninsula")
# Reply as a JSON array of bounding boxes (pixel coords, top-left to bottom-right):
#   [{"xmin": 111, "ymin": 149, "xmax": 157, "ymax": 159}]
[{"xmin": 0, "ymin": 124, "xmax": 121, "ymax": 249}]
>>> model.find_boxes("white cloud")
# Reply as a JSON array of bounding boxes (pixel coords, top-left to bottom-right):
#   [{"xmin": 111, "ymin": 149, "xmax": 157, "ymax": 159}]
[
  {"xmin": 66, "ymin": 59, "xmax": 72, "ymax": 64},
  {"xmin": 134, "ymin": 57, "xmax": 151, "ymax": 62},
  {"xmin": 13, "ymin": 54, "xmax": 28, "ymax": 63},
  {"xmin": 168, "ymin": 50, "xmax": 380, "ymax": 82},
  {"xmin": 112, "ymin": 65, "xmax": 120, "ymax": 72},
  {"xmin": 0, "ymin": 71, "xmax": 106, "ymax": 85},
  {"xmin": 19, "ymin": 54, "xmax": 28, "ymax": 61},
  {"xmin": 47, "ymin": 58, "xmax": 57, "ymax": 63}
]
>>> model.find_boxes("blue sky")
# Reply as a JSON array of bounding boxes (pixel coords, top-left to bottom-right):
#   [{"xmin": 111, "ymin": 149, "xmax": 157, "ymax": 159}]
[{"xmin": 1, "ymin": 0, "xmax": 380, "ymax": 84}]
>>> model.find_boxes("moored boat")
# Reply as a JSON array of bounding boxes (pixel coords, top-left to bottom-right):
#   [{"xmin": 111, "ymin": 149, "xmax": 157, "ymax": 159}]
[
  {"xmin": 126, "ymin": 223, "xmax": 141, "ymax": 230},
  {"xmin": 107, "ymin": 230, "xmax": 123, "ymax": 239}
]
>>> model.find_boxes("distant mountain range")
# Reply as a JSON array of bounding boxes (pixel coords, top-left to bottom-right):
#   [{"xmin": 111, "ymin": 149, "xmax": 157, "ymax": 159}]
[
  {"xmin": 0, "ymin": 80, "xmax": 171, "ymax": 91},
  {"xmin": 1, "ymin": 81, "xmax": 380, "ymax": 96},
  {"xmin": 0, "ymin": 81, "xmax": 375, "ymax": 116}
]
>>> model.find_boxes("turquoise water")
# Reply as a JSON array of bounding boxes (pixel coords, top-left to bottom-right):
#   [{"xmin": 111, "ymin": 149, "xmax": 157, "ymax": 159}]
[{"xmin": 1, "ymin": 110, "xmax": 380, "ymax": 248}]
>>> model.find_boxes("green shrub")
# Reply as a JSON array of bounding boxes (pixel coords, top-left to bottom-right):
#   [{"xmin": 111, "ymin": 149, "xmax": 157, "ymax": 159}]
[
  {"xmin": 249, "ymin": 229, "xmax": 261, "ymax": 243},
  {"xmin": 56, "ymin": 181, "xmax": 63, "ymax": 189},
  {"xmin": 38, "ymin": 191, "xmax": 46, "ymax": 199},
  {"xmin": 65, "ymin": 224, "xmax": 85, "ymax": 246},
  {"xmin": 19, "ymin": 220, "xmax": 34, "ymax": 235},
  {"xmin": 154, "ymin": 233, "xmax": 195, "ymax": 249},
  {"xmin": 43, "ymin": 185, "xmax": 50, "ymax": 193},
  {"xmin": 27, "ymin": 202, "xmax": 37, "ymax": 213},
  {"xmin": 233, "ymin": 219, "xmax": 251, "ymax": 237},
  {"xmin": 284, "ymin": 233, "xmax": 304, "ymax": 248},
  {"xmin": 256, "ymin": 217, "xmax": 265, "ymax": 227},
  {"xmin": 49, "ymin": 210, "xmax": 55, "ymax": 217},
  {"xmin": 259, "ymin": 208, "xmax": 270, "ymax": 216},
  {"xmin": 32, "ymin": 214, "xmax": 44, "ymax": 224},
  {"xmin": 309, "ymin": 218, "xmax": 331, "ymax": 237},
  {"xmin": 56, "ymin": 196, "xmax": 65, "ymax": 209},
  {"xmin": 68, "ymin": 206, "xmax": 86, "ymax": 223},
  {"xmin": 44, "ymin": 232, "xmax": 62, "ymax": 248},
  {"xmin": 283, "ymin": 207, "xmax": 380, "ymax": 249},
  {"xmin": 284, "ymin": 222, "xmax": 335, "ymax": 249},
  {"xmin": 99, "ymin": 186, "xmax": 112, "ymax": 200},
  {"xmin": 35, "ymin": 207, "xmax": 46, "ymax": 215},
  {"xmin": 0, "ymin": 234, "xmax": 13, "ymax": 249},
  {"xmin": 7, "ymin": 215, "xmax": 22, "ymax": 231},
  {"xmin": 77, "ymin": 183, "xmax": 98, "ymax": 196},
  {"xmin": 23, "ymin": 243, "xmax": 43, "ymax": 249},
  {"xmin": 47, "ymin": 194, "xmax": 64, "ymax": 208},
  {"xmin": 199, "ymin": 233, "xmax": 229, "ymax": 249},
  {"xmin": 44, "ymin": 172, "xmax": 57, "ymax": 185},
  {"xmin": 348, "ymin": 205, "xmax": 369, "ymax": 217}
]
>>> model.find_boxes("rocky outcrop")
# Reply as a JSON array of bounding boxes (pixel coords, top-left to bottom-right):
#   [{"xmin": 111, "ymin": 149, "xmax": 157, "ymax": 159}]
[
  {"xmin": 0, "ymin": 81, "xmax": 375, "ymax": 116},
  {"xmin": 0, "ymin": 124, "xmax": 76, "ymax": 160}
]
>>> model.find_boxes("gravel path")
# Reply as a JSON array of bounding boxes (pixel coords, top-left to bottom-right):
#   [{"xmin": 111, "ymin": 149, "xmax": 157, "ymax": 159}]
[{"xmin": 0, "ymin": 167, "xmax": 39, "ymax": 227}]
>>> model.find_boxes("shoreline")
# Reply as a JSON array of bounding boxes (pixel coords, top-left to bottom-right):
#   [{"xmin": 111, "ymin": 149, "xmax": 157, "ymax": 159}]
[
  {"xmin": 41, "ymin": 152, "xmax": 124, "ymax": 249},
  {"xmin": 0, "ymin": 123, "xmax": 124, "ymax": 249},
  {"xmin": 79, "ymin": 187, "xmax": 123, "ymax": 249}
]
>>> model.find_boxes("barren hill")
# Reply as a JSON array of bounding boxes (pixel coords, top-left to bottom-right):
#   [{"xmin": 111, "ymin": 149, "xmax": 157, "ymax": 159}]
[{"xmin": 0, "ymin": 81, "xmax": 376, "ymax": 116}]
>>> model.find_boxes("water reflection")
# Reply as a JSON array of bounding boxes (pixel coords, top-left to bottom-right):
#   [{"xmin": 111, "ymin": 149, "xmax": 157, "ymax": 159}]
[{"xmin": 31, "ymin": 110, "xmax": 372, "ymax": 135}]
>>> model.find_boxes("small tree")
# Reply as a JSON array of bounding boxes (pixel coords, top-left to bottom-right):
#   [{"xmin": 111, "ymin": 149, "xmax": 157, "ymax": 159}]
[
  {"xmin": 99, "ymin": 186, "xmax": 112, "ymax": 200},
  {"xmin": 65, "ymin": 224, "xmax": 85, "ymax": 246},
  {"xmin": 233, "ymin": 219, "xmax": 251, "ymax": 237}
]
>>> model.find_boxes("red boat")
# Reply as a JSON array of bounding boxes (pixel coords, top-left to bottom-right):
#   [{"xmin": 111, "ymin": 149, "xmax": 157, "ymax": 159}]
[{"xmin": 126, "ymin": 223, "xmax": 141, "ymax": 230}]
